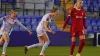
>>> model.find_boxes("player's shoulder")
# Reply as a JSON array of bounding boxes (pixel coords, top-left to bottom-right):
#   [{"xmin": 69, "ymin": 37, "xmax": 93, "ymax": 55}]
[
  {"xmin": 70, "ymin": 7, "xmax": 76, "ymax": 12},
  {"xmin": 44, "ymin": 13, "xmax": 50, "ymax": 17},
  {"xmin": 43, "ymin": 13, "xmax": 50, "ymax": 19}
]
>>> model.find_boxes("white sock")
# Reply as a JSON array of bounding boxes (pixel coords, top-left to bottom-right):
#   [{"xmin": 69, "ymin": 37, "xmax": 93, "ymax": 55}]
[
  {"xmin": 27, "ymin": 43, "xmax": 43, "ymax": 49},
  {"xmin": 40, "ymin": 41, "xmax": 50, "ymax": 55},
  {"xmin": 2, "ymin": 42, "xmax": 8, "ymax": 54}
]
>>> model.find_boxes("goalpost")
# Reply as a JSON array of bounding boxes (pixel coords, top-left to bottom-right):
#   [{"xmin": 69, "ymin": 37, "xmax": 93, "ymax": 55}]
[{"xmin": 96, "ymin": 33, "xmax": 100, "ymax": 46}]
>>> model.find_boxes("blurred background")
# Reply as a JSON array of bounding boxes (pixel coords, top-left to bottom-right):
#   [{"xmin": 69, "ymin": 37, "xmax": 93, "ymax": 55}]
[{"xmin": 0, "ymin": 0, "xmax": 100, "ymax": 47}]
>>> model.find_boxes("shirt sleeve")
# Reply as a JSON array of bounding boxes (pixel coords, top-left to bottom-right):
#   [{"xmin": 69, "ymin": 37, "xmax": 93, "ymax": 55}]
[
  {"xmin": 43, "ymin": 14, "xmax": 50, "ymax": 22},
  {"xmin": 0, "ymin": 16, "xmax": 6, "ymax": 22},
  {"xmin": 62, "ymin": 8, "xmax": 73, "ymax": 29},
  {"xmin": 15, "ymin": 19, "xmax": 28, "ymax": 30},
  {"xmin": 83, "ymin": 11, "xmax": 87, "ymax": 29}
]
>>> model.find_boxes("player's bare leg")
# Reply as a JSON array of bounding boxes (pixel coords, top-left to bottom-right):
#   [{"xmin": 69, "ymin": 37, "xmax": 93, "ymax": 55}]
[
  {"xmin": 70, "ymin": 35, "xmax": 76, "ymax": 56},
  {"xmin": 40, "ymin": 34, "xmax": 50, "ymax": 56},
  {"xmin": 24, "ymin": 36, "xmax": 44, "ymax": 54},
  {"xmin": 76, "ymin": 35, "xmax": 85, "ymax": 56},
  {"xmin": 1, "ymin": 34, "xmax": 9, "ymax": 56},
  {"xmin": 0, "ymin": 37, "xmax": 4, "ymax": 46}
]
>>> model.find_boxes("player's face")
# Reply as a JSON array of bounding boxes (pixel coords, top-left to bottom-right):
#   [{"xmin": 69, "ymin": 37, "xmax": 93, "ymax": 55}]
[
  {"xmin": 11, "ymin": 12, "xmax": 17, "ymax": 19},
  {"xmin": 77, "ymin": 1, "xmax": 83, "ymax": 8},
  {"xmin": 53, "ymin": 10, "xmax": 59, "ymax": 16}
]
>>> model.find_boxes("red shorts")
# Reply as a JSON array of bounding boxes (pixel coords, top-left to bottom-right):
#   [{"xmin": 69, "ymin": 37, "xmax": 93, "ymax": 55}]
[{"xmin": 70, "ymin": 29, "xmax": 85, "ymax": 37}]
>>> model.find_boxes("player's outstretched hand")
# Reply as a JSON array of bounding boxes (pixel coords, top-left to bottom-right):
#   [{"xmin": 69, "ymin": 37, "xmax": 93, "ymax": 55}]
[
  {"xmin": 48, "ymin": 30, "xmax": 56, "ymax": 34},
  {"xmin": 60, "ymin": 28, "xmax": 64, "ymax": 31},
  {"xmin": 51, "ymin": 31, "xmax": 56, "ymax": 35},
  {"xmin": 29, "ymin": 31, "xmax": 33, "ymax": 35}
]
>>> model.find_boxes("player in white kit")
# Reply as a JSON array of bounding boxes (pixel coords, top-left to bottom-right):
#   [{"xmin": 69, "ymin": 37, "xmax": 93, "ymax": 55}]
[
  {"xmin": 24, "ymin": 8, "xmax": 59, "ymax": 56},
  {"xmin": 0, "ymin": 10, "xmax": 33, "ymax": 56}
]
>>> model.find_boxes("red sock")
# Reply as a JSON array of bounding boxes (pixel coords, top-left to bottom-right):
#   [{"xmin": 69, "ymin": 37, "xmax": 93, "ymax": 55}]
[
  {"xmin": 70, "ymin": 42, "xmax": 76, "ymax": 55},
  {"xmin": 78, "ymin": 39, "xmax": 85, "ymax": 53}
]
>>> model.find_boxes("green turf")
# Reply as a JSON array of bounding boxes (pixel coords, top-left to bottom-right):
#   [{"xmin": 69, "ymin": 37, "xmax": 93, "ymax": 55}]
[{"xmin": 0, "ymin": 46, "xmax": 100, "ymax": 56}]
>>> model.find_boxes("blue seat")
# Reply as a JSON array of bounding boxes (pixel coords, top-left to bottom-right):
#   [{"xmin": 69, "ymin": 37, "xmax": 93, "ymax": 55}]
[
  {"xmin": 25, "ymin": 19, "xmax": 31, "ymax": 24},
  {"xmin": 17, "ymin": 15, "xmax": 24, "ymax": 19},
  {"xmin": 19, "ymin": 19, "xmax": 25, "ymax": 24},
  {"xmin": 50, "ymin": 22, "xmax": 56, "ymax": 26},
  {"xmin": 87, "ymin": 26, "xmax": 93, "ymax": 33},
  {"xmin": 51, "ymin": 25, "xmax": 57, "ymax": 31},
  {"xmin": 91, "ymin": 19, "xmax": 97, "ymax": 26},
  {"xmin": 30, "ymin": 15, "xmax": 37, "ymax": 19},
  {"xmin": 97, "ymin": 19, "xmax": 100, "ymax": 26},
  {"xmin": 83, "ymin": 3, "xmax": 88, "ymax": 11},
  {"xmin": 31, "ymin": 25, "xmax": 37, "ymax": 31},
  {"xmin": 24, "ymin": 15, "xmax": 31, "ymax": 19},
  {"xmin": 86, "ymin": 18, "xmax": 91, "ymax": 26},
  {"xmin": 13, "ymin": 25, "xmax": 19, "ymax": 31},
  {"xmin": 37, "ymin": 16, "xmax": 42, "ymax": 21},
  {"xmin": 31, "ymin": 19, "xmax": 37, "ymax": 26},
  {"xmin": 0, "ymin": 14, "xmax": 5, "ymax": 18},
  {"xmin": 92, "ymin": 26, "xmax": 98, "ymax": 33}
]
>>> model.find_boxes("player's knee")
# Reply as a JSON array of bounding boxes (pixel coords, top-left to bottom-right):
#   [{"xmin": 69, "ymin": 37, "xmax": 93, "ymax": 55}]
[
  {"xmin": 5, "ymin": 39, "xmax": 9, "ymax": 43},
  {"xmin": 39, "ymin": 43, "xmax": 44, "ymax": 46},
  {"xmin": 46, "ymin": 40, "xmax": 50, "ymax": 44},
  {"xmin": 71, "ymin": 37, "xmax": 76, "ymax": 42}
]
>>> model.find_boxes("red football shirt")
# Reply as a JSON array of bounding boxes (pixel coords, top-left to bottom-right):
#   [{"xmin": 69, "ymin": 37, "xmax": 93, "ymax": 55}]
[{"xmin": 63, "ymin": 7, "xmax": 86, "ymax": 31}]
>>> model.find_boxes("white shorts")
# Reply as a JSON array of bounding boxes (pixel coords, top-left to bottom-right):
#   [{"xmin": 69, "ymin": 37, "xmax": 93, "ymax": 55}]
[
  {"xmin": 36, "ymin": 29, "xmax": 46, "ymax": 37},
  {"xmin": 0, "ymin": 30, "xmax": 10, "ymax": 38}
]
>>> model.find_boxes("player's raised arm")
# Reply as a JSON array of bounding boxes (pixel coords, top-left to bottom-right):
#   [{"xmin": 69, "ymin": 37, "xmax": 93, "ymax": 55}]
[
  {"xmin": 15, "ymin": 19, "xmax": 33, "ymax": 35},
  {"xmin": 0, "ymin": 16, "xmax": 6, "ymax": 22}
]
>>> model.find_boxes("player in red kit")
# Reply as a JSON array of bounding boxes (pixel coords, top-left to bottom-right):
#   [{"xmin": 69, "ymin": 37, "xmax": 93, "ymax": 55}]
[{"xmin": 61, "ymin": 0, "xmax": 86, "ymax": 56}]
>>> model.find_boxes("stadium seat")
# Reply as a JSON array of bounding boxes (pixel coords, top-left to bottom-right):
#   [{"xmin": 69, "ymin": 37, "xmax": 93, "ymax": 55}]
[
  {"xmin": 31, "ymin": 19, "xmax": 37, "ymax": 26},
  {"xmin": 37, "ymin": 16, "xmax": 42, "ymax": 21},
  {"xmin": 91, "ymin": 19, "xmax": 97, "ymax": 26},
  {"xmin": 83, "ymin": 3, "xmax": 88, "ymax": 11},
  {"xmin": 19, "ymin": 19, "xmax": 25, "ymax": 24},
  {"xmin": 31, "ymin": 25, "xmax": 37, "ymax": 31},
  {"xmin": 51, "ymin": 25, "xmax": 57, "ymax": 31},
  {"xmin": 30, "ymin": 15, "xmax": 37, "ymax": 19},
  {"xmin": 25, "ymin": 19, "xmax": 31, "ymax": 24},
  {"xmin": 13, "ymin": 25, "xmax": 19, "ymax": 31},
  {"xmin": 97, "ymin": 19, "xmax": 100, "ymax": 26},
  {"xmin": 92, "ymin": 26, "xmax": 98, "ymax": 33},
  {"xmin": 0, "ymin": 14, "xmax": 5, "ymax": 18},
  {"xmin": 87, "ymin": 26, "xmax": 93, "ymax": 33},
  {"xmin": 86, "ymin": 18, "xmax": 91, "ymax": 26},
  {"xmin": 24, "ymin": 15, "xmax": 31, "ymax": 19},
  {"xmin": 17, "ymin": 15, "xmax": 24, "ymax": 19}
]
